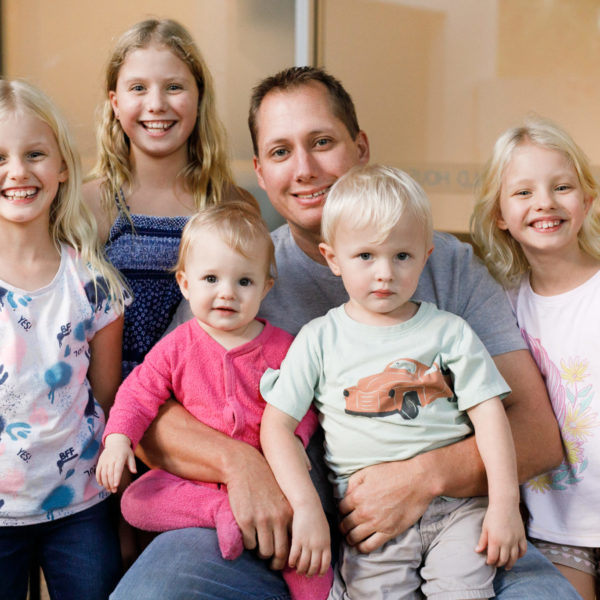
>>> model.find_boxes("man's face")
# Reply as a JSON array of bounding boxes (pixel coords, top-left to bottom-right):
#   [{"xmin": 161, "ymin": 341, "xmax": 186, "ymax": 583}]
[{"xmin": 253, "ymin": 81, "xmax": 369, "ymax": 241}]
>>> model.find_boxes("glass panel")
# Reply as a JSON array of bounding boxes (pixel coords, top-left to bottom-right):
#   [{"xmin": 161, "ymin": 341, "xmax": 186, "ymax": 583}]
[{"xmin": 319, "ymin": 0, "xmax": 600, "ymax": 232}]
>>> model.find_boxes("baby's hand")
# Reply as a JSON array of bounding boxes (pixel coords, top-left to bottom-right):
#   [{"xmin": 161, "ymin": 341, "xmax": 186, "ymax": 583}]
[
  {"xmin": 289, "ymin": 505, "xmax": 331, "ymax": 577},
  {"xmin": 96, "ymin": 433, "xmax": 137, "ymax": 493},
  {"xmin": 476, "ymin": 502, "xmax": 527, "ymax": 570}
]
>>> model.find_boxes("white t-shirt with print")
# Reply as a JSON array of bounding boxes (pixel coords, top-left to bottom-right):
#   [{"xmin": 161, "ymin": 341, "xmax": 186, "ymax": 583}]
[
  {"xmin": 511, "ymin": 270, "xmax": 600, "ymax": 546},
  {"xmin": 0, "ymin": 244, "xmax": 125, "ymax": 525}
]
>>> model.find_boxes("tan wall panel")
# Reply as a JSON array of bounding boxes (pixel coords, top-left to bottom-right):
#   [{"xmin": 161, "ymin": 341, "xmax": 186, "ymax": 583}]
[
  {"xmin": 321, "ymin": 0, "xmax": 444, "ymax": 164},
  {"xmin": 320, "ymin": 0, "xmax": 600, "ymax": 232}
]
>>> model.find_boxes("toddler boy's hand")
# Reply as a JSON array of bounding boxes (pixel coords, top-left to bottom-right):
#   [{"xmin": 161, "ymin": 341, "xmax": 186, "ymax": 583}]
[
  {"xmin": 288, "ymin": 505, "xmax": 331, "ymax": 577},
  {"xmin": 96, "ymin": 433, "xmax": 137, "ymax": 493},
  {"xmin": 476, "ymin": 502, "xmax": 527, "ymax": 571}
]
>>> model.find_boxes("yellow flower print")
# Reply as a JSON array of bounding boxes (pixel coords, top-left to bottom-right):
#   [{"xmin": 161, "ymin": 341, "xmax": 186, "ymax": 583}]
[
  {"xmin": 560, "ymin": 357, "xmax": 589, "ymax": 384},
  {"xmin": 526, "ymin": 473, "xmax": 553, "ymax": 493},
  {"xmin": 563, "ymin": 438, "xmax": 584, "ymax": 465},
  {"xmin": 563, "ymin": 404, "xmax": 599, "ymax": 441}
]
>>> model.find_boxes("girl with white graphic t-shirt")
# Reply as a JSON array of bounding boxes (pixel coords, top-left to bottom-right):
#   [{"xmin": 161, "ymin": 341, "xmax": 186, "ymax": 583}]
[{"xmin": 0, "ymin": 80, "xmax": 128, "ymax": 600}]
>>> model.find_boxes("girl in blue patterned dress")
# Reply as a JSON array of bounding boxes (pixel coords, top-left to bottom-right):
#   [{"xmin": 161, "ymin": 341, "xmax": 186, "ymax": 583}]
[
  {"xmin": 0, "ymin": 80, "xmax": 129, "ymax": 599},
  {"xmin": 84, "ymin": 18, "xmax": 254, "ymax": 379}
]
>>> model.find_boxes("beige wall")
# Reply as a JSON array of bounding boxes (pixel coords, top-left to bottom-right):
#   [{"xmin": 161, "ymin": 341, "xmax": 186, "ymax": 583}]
[
  {"xmin": 4, "ymin": 0, "xmax": 600, "ymax": 232},
  {"xmin": 320, "ymin": 0, "xmax": 600, "ymax": 232}
]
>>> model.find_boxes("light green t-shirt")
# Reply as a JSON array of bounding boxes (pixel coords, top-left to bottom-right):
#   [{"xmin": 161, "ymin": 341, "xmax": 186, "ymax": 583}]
[{"xmin": 261, "ymin": 301, "xmax": 510, "ymax": 498}]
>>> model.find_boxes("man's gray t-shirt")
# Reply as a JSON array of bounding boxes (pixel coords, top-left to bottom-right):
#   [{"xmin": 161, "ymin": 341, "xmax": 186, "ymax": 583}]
[{"xmin": 259, "ymin": 225, "xmax": 525, "ymax": 357}]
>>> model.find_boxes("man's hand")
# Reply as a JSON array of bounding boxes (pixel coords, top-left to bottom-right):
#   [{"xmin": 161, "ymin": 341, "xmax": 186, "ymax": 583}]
[
  {"xmin": 138, "ymin": 402, "xmax": 293, "ymax": 569},
  {"xmin": 339, "ymin": 456, "xmax": 435, "ymax": 553},
  {"xmin": 225, "ymin": 443, "xmax": 293, "ymax": 570}
]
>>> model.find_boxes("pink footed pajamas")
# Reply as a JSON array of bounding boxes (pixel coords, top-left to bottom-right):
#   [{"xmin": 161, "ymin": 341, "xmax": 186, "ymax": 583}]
[{"xmin": 103, "ymin": 318, "xmax": 332, "ymax": 599}]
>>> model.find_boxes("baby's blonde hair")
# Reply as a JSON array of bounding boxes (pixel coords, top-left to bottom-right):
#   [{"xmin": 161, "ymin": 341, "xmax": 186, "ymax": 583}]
[
  {"xmin": 91, "ymin": 18, "xmax": 234, "ymax": 220},
  {"xmin": 471, "ymin": 116, "xmax": 600, "ymax": 288},
  {"xmin": 0, "ymin": 80, "xmax": 127, "ymax": 310},
  {"xmin": 175, "ymin": 199, "xmax": 276, "ymax": 279},
  {"xmin": 322, "ymin": 164, "xmax": 433, "ymax": 247}
]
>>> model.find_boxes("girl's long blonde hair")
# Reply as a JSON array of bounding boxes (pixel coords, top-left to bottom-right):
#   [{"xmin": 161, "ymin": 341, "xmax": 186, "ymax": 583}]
[
  {"xmin": 0, "ymin": 79, "xmax": 128, "ymax": 310},
  {"xmin": 91, "ymin": 18, "xmax": 234, "ymax": 219},
  {"xmin": 471, "ymin": 116, "xmax": 600, "ymax": 288}
]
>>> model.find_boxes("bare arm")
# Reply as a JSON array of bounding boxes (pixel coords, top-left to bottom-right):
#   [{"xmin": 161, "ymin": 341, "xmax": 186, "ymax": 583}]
[
  {"xmin": 87, "ymin": 316, "xmax": 124, "ymax": 418},
  {"xmin": 469, "ymin": 398, "xmax": 526, "ymax": 570},
  {"xmin": 498, "ymin": 349, "xmax": 563, "ymax": 481},
  {"xmin": 261, "ymin": 405, "xmax": 331, "ymax": 576},
  {"xmin": 137, "ymin": 400, "xmax": 293, "ymax": 569},
  {"xmin": 339, "ymin": 348, "xmax": 563, "ymax": 553}
]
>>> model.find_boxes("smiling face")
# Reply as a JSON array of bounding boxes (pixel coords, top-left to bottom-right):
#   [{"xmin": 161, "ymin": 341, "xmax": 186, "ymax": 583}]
[
  {"xmin": 0, "ymin": 110, "xmax": 67, "ymax": 231},
  {"xmin": 176, "ymin": 227, "xmax": 273, "ymax": 339},
  {"xmin": 498, "ymin": 142, "xmax": 591, "ymax": 262},
  {"xmin": 110, "ymin": 43, "xmax": 199, "ymax": 164},
  {"xmin": 319, "ymin": 213, "xmax": 433, "ymax": 326},
  {"xmin": 252, "ymin": 82, "xmax": 369, "ymax": 253}
]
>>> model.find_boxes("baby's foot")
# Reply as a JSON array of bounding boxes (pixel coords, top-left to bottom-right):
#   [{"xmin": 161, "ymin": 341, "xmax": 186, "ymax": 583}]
[
  {"xmin": 283, "ymin": 565, "xmax": 334, "ymax": 600},
  {"xmin": 215, "ymin": 502, "xmax": 243, "ymax": 560}
]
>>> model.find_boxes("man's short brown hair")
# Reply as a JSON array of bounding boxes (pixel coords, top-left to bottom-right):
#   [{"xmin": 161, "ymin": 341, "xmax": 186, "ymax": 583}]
[{"xmin": 248, "ymin": 66, "xmax": 360, "ymax": 155}]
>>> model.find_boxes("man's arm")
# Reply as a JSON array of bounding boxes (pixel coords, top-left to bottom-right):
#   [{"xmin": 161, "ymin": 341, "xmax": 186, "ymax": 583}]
[
  {"xmin": 137, "ymin": 401, "xmax": 292, "ymax": 569},
  {"xmin": 338, "ymin": 348, "xmax": 563, "ymax": 553},
  {"xmin": 493, "ymin": 349, "xmax": 563, "ymax": 480}
]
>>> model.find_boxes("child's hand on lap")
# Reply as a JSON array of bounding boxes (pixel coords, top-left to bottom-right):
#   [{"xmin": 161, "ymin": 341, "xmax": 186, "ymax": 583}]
[
  {"xmin": 96, "ymin": 433, "xmax": 137, "ymax": 493},
  {"xmin": 289, "ymin": 505, "xmax": 331, "ymax": 577},
  {"xmin": 476, "ymin": 502, "xmax": 527, "ymax": 570}
]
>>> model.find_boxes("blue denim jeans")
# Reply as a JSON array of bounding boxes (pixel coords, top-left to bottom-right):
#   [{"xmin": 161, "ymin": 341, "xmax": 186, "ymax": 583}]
[
  {"xmin": 111, "ymin": 528, "xmax": 581, "ymax": 600},
  {"xmin": 0, "ymin": 499, "xmax": 121, "ymax": 600},
  {"xmin": 111, "ymin": 527, "xmax": 290, "ymax": 600},
  {"xmin": 493, "ymin": 540, "xmax": 582, "ymax": 599}
]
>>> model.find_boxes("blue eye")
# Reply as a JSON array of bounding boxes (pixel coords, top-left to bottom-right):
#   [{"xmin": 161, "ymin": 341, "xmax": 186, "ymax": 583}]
[
  {"xmin": 272, "ymin": 148, "xmax": 288, "ymax": 159},
  {"xmin": 359, "ymin": 253, "xmax": 371, "ymax": 260},
  {"xmin": 130, "ymin": 84, "xmax": 145, "ymax": 92},
  {"xmin": 396, "ymin": 253, "xmax": 409, "ymax": 261}
]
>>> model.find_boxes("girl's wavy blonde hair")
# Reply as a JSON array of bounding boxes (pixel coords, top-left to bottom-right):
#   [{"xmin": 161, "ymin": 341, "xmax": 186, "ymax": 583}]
[
  {"xmin": 0, "ymin": 79, "xmax": 128, "ymax": 311},
  {"xmin": 91, "ymin": 18, "xmax": 234, "ymax": 219},
  {"xmin": 471, "ymin": 116, "xmax": 600, "ymax": 288}
]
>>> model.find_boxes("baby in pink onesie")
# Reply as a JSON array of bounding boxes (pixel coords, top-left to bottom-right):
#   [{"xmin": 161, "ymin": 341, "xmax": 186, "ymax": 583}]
[{"xmin": 96, "ymin": 201, "xmax": 332, "ymax": 600}]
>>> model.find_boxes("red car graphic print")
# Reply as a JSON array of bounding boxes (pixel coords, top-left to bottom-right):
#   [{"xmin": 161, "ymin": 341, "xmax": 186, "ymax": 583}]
[{"xmin": 343, "ymin": 358, "xmax": 454, "ymax": 420}]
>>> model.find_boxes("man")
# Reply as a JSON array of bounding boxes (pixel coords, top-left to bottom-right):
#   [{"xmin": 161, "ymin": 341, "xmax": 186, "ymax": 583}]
[{"xmin": 111, "ymin": 67, "xmax": 576, "ymax": 600}]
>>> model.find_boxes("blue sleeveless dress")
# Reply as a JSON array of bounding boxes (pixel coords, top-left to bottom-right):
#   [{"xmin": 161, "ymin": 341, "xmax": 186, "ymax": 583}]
[{"xmin": 105, "ymin": 210, "xmax": 189, "ymax": 379}]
